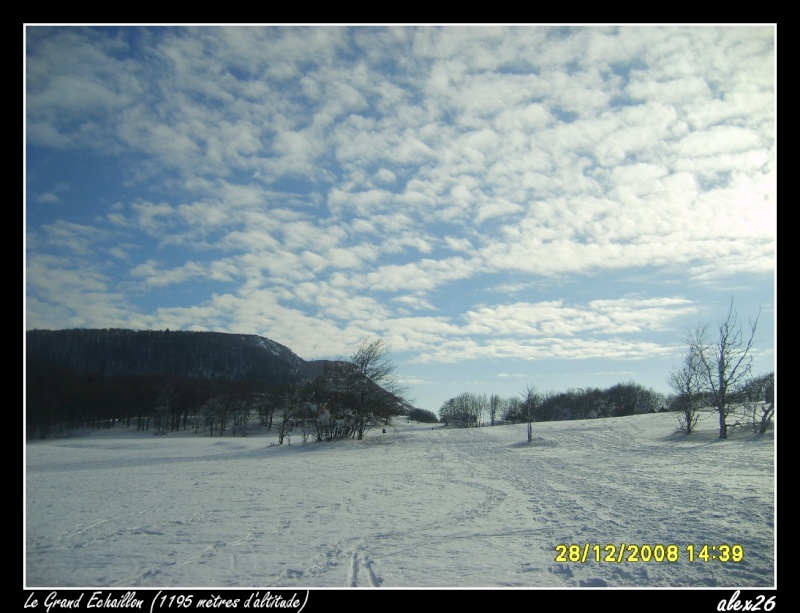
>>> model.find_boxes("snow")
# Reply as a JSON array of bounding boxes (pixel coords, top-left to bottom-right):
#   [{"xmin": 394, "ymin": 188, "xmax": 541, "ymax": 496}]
[{"xmin": 24, "ymin": 411, "xmax": 775, "ymax": 589}]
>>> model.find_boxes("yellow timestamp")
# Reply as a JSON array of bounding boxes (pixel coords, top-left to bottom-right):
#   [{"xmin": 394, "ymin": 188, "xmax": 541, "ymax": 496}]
[{"xmin": 554, "ymin": 543, "xmax": 745, "ymax": 563}]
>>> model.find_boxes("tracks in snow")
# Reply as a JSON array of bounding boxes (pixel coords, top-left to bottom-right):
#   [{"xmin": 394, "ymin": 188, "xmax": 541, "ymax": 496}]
[{"xmin": 346, "ymin": 546, "xmax": 381, "ymax": 587}]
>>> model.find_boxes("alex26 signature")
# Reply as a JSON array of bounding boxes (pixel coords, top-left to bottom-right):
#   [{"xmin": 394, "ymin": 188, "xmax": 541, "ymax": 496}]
[
  {"xmin": 554, "ymin": 543, "xmax": 745, "ymax": 563},
  {"xmin": 718, "ymin": 590, "xmax": 775, "ymax": 612}
]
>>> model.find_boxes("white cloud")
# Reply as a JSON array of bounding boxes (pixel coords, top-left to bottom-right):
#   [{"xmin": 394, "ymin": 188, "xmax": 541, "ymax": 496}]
[
  {"xmin": 677, "ymin": 125, "xmax": 764, "ymax": 158},
  {"xmin": 130, "ymin": 259, "xmax": 208, "ymax": 288},
  {"xmin": 375, "ymin": 168, "xmax": 397, "ymax": 184},
  {"xmin": 475, "ymin": 200, "xmax": 523, "ymax": 225},
  {"xmin": 34, "ymin": 193, "xmax": 61, "ymax": 204},
  {"xmin": 31, "ymin": 221, "xmax": 108, "ymax": 256},
  {"xmin": 125, "ymin": 202, "xmax": 176, "ymax": 233}
]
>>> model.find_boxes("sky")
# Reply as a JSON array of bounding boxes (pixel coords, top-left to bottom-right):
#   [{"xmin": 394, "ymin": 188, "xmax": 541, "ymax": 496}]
[
  {"xmin": 24, "ymin": 25, "xmax": 777, "ymax": 412},
  {"xmin": 24, "ymin": 411, "xmax": 775, "ymax": 589}
]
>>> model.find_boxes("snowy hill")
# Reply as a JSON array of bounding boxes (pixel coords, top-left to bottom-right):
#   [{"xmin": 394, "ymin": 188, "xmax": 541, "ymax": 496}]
[{"xmin": 24, "ymin": 410, "xmax": 775, "ymax": 589}]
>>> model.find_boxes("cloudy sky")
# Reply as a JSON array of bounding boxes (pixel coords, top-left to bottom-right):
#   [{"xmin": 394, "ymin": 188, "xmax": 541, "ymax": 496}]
[{"xmin": 24, "ymin": 25, "xmax": 776, "ymax": 411}]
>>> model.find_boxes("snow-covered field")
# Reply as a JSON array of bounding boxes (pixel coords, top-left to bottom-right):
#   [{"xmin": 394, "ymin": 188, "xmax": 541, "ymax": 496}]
[{"xmin": 24, "ymin": 411, "xmax": 775, "ymax": 589}]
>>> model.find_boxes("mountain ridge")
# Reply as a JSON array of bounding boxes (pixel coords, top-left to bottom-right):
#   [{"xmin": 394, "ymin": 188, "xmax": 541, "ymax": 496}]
[{"xmin": 25, "ymin": 327, "xmax": 319, "ymax": 385}]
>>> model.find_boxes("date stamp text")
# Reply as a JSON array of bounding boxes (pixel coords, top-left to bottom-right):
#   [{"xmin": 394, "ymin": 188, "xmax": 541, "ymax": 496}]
[{"xmin": 554, "ymin": 543, "xmax": 745, "ymax": 563}]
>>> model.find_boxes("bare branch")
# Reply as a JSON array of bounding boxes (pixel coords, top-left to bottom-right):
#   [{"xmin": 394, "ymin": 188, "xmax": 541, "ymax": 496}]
[{"xmin": 684, "ymin": 298, "xmax": 761, "ymax": 439}]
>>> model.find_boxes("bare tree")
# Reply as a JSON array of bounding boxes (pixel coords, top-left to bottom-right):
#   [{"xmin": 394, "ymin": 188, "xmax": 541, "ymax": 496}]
[
  {"xmin": 740, "ymin": 372, "xmax": 775, "ymax": 434},
  {"xmin": 692, "ymin": 298, "xmax": 761, "ymax": 439},
  {"xmin": 754, "ymin": 374, "xmax": 775, "ymax": 434},
  {"xmin": 256, "ymin": 393, "xmax": 280, "ymax": 431},
  {"xmin": 521, "ymin": 385, "xmax": 542, "ymax": 443},
  {"xmin": 276, "ymin": 380, "xmax": 309, "ymax": 445},
  {"xmin": 501, "ymin": 396, "xmax": 522, "ymax": 424},
  {"xmin": 343, "ymin": 337, "xmax": 408, "ymax": 440},
  {"xmin": 489, "ymin": 394, "xmax": 501, "ymax": 426},
  {"xmin": 230, "ymin": 398, "xmax": 255, "ymax": 437},
  {"xmin": 472, "ymin": 392, "xmax": 489, "ymax": 427},
  {"xmin": 669, "ymin": 333, "xmax": 705, "ymax": 435}
]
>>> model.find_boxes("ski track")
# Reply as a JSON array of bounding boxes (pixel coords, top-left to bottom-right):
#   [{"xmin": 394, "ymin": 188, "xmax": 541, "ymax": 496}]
[{"xmin": 345, "ymin": 546, "xmax": 381, "ymax": 587}]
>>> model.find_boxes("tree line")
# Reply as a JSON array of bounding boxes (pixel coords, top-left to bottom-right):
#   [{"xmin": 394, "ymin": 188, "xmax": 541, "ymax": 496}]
[
  {"xmin": 438, "ymin": 381, "xmax": 665, "ymax": 430},
  {"xmin": 26, "ymin": 336, "xmax": 408, "ymax": 441}
]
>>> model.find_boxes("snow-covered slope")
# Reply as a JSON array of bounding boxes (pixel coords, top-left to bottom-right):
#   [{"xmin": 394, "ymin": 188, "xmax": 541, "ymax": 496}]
[{"xmin": 24, "ymin": 411, "xmax": 775, "ymax": 588}]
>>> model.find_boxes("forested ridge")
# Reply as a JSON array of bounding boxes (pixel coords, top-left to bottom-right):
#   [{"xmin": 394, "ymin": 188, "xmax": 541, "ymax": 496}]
[
  {"xmin": 24, "ymin": 328, "xmax": 356, "ymax": 438},
  {"xmin": 26, "ymin": 328, "xmax": 315, "ymax": 383}
]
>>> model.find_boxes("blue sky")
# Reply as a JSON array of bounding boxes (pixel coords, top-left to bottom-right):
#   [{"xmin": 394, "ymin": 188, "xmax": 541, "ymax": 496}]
[{"xmin": 24, "ymin": 25, "xmax": 776, "ymax": 412}]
